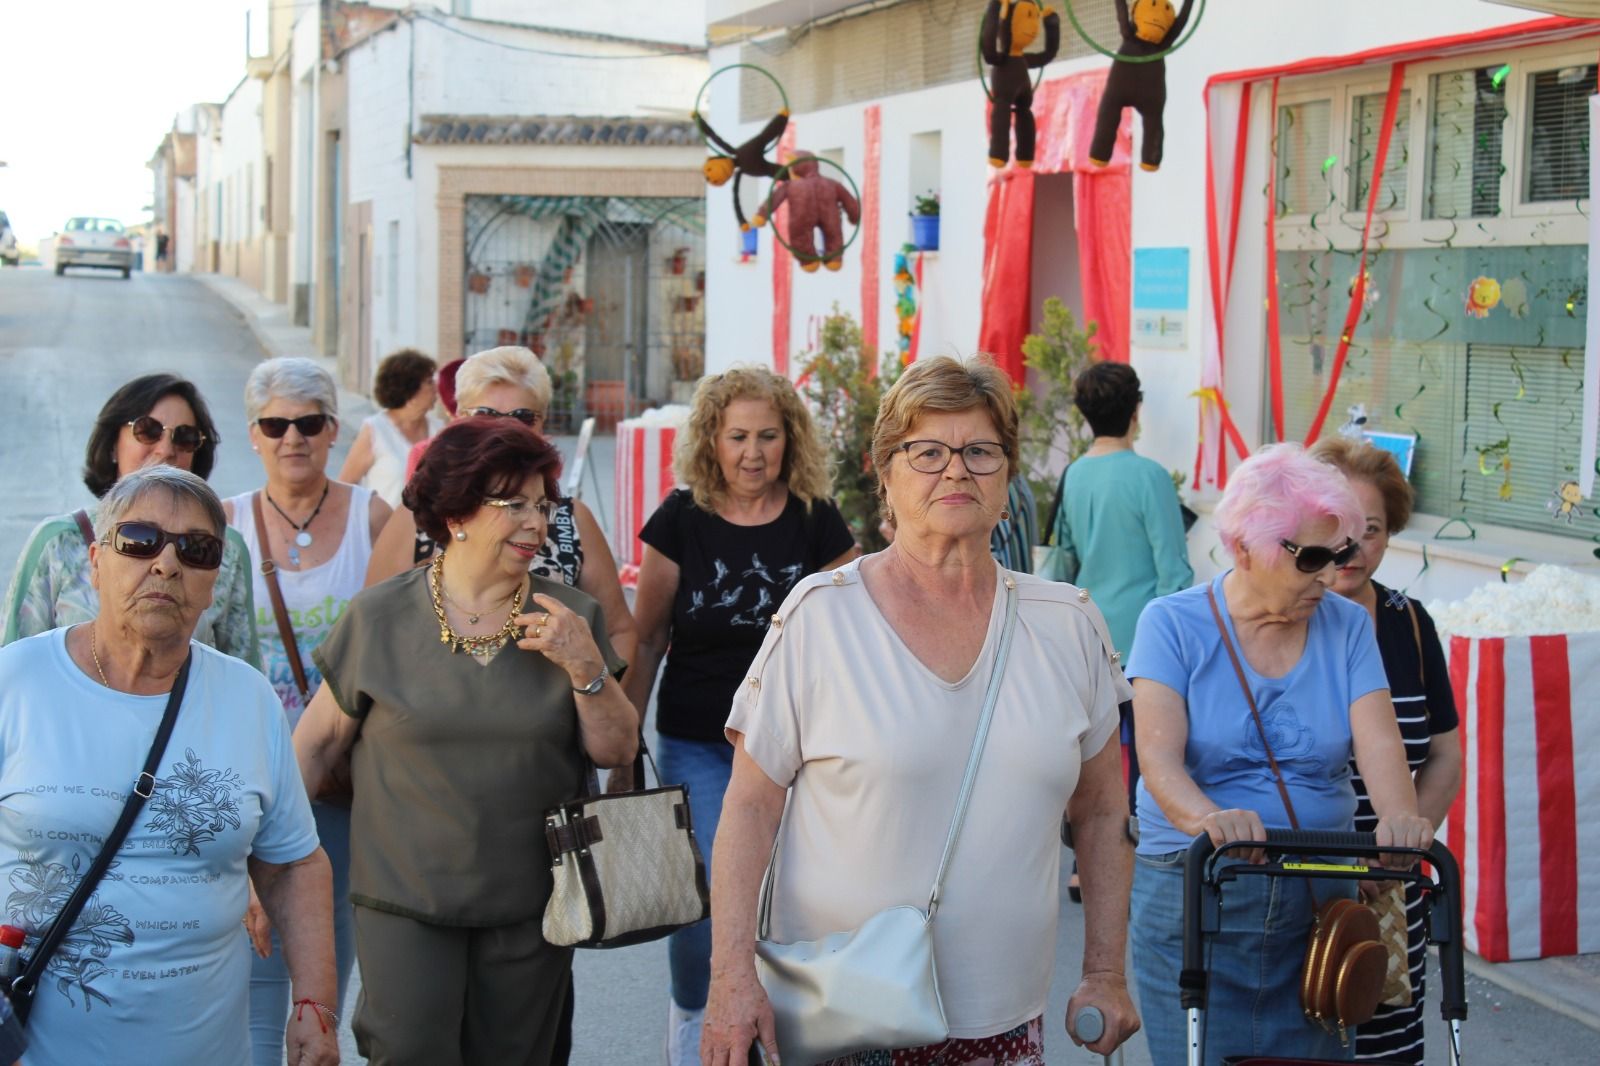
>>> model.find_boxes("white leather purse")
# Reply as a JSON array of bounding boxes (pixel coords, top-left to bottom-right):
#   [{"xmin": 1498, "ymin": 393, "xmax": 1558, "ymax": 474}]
[{"xmin": 754, "ymin": 576, "xmax": 1020, "ymax": 1066}]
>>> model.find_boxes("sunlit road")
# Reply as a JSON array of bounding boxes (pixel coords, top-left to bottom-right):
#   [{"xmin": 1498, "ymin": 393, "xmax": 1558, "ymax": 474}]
[{"xmin": 2, "ymin": 266, "xmax": 1595, "ymax": 1064}]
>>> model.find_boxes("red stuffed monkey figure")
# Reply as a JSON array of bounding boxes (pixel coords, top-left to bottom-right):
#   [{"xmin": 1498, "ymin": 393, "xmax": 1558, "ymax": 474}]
[{"xmin": 753, "ymin": 155, "xmax": 861, "ymax": 273}]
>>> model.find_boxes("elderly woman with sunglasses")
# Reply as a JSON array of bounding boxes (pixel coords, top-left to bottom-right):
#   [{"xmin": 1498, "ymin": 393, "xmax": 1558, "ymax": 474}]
[
  {"xmin": 294, "ymin": 418, "xmax": 636, "ymax": 1063},
  {"xmin": 218, "ymin": 355, "xmax": 390, "ymax": 1066},
  {"xmin": 0, "ymin": 466, "xmax": 337, "ymax": 1065},
  {"xmin": 366, "ymin": 345, "xmax": 635, "ymax": 667},
  {"xmin": 3, "ymin": 373, "xmax": 258, "ymax": 665},
  {"xmin": 1126, "ymin": 444, "xmax": 1433, "ymax": 1066}
]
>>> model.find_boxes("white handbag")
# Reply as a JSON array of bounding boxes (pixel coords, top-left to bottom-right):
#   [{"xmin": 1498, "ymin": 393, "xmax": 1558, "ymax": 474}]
[{"xmin": 754, "ymin": 576, "xmax": 1020, "ymax": 1066}]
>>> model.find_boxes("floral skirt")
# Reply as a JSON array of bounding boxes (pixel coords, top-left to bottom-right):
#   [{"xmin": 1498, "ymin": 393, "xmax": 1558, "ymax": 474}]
[{"xmin": 817, "ymin": 1017, "xmax": 1045, "ymax": 1066}]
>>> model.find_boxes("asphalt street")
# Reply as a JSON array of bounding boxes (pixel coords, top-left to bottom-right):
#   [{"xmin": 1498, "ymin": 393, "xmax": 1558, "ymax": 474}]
[{"xmin": 2, "ymin": 266, "xmax": 1594, "ymax": 1064}]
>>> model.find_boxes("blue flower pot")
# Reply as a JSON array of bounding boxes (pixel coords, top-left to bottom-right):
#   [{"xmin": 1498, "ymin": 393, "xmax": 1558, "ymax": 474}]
[
  {"xmin": 911, "ymin": 214, "xmax": 940, "ymax": 251},
  {"xmin": 740, "ymin": 228, "xmax": 759, "ymax": 256}
]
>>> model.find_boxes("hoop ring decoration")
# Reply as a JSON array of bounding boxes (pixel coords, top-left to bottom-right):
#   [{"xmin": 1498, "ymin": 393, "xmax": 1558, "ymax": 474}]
[
  {"xmin": 1062, "ymin": 0, "xmax": 1206, "ymax": 64},
  {"xmin": 759, "ymin": 156, "xmax": 863, "ymax": 265},
  {"xmin": 693, "ymin": 64, "xmax": 790, "ymax": 154},
  {"xmin": 975, "ymin": 1, "xmax": 1047, "ymax": 104}
]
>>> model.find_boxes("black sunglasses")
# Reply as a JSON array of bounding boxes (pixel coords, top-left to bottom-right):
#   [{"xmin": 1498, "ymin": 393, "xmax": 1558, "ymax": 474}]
[
  {"xmin": 127, "ymin": 416, "xmax": 206, "ymax": 453},
  {"xmin": 469, "ymin": 406, "xmax": 544, "ymax": 427},
  {"xmin": 1279, "ymin": 538, "xmax": 1360, "ymax": 574},
  {"xmin": 255, "ymin": 414, "xmax": 333, "ymax": 439},
  {"xmin": 105, "ymin": 521, "xmax": 224, "ymax": 570}
]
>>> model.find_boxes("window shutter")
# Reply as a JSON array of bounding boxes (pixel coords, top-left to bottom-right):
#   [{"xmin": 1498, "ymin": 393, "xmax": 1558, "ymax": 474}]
[
  {"xmin": 1523, "ymin": 63, "xmax": 1597, "ymax": 204},
  {"xmin": 1350, "ymin": 90, "xmax": 1412, "ymax": 212},
  {"xmin": 1277, "ymin": 100, "xmax": 1334, "ymax": 216},
  {"xmin": 1426, "ymin": 67, "xmax": 1508, "ymax": 220}
]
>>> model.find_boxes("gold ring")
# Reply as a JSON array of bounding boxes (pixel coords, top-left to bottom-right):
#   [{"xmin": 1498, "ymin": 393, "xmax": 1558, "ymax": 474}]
[
  {"xmin": 542, "ymin": 613, "xmax": 551, "ymax": 625},
  {"xmin": 534, "ymin": 626, "xmax": 544, "ymax": 638}
]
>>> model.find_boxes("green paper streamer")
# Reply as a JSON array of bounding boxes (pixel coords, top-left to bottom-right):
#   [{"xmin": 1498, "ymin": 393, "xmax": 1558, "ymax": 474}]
[{"xmin": 1434, "ymin": 517, "xmax": 1478, "ymax": 541}]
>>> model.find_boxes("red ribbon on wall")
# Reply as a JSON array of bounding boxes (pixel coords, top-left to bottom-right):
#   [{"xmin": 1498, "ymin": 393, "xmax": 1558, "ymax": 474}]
[
  {"xmin": 772, "ymin": 123, "xmax": 797, "ymax": 376},
  {"xmin": 861, "ymin": 105, "xmax": 882, "ymax": 369},
  {"xmin": 1301, "ymin": 62, "xmax": 1408, "ymax": 445},
  {"xmin": 1199, "ymin": 81, "xmax": 1256, "ymax": 488},
  {"xmin": 1263, "ymin": 78, "xmax": 1286, "ymax": 443}
]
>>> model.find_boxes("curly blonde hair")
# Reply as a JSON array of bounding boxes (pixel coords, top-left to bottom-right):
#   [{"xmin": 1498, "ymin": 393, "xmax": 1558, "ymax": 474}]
[{"xmin": 676, "ymin": 366, "xmax": 833, "ymax": 513}]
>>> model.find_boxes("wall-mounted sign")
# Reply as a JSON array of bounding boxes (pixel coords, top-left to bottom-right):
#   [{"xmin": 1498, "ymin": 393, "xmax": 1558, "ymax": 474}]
[{"xmin": 1133, "ymin": 247, "xmax": 1189, "ymax": 350}]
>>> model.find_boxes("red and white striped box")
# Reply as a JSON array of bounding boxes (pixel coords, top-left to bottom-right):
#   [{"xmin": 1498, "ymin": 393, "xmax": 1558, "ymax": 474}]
[
  {"xmin": 612, "ymin": 413, "xmax": 686, "ymax": 583},
  {"xmin": 1443, "ymin": 632, "xmax": 1600, "ymax": 961}
]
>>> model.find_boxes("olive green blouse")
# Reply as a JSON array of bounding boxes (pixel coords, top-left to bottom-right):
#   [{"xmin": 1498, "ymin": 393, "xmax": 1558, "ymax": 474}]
[{"xmin": 312, "ymin": 565, "xmax": 625, "ymax": 926}]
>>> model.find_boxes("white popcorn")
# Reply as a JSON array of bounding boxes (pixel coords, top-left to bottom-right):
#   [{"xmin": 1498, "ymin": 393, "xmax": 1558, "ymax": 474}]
[{"xmin": 1428, "ymin": 565, "xmax": 1600, "ymax": 637}]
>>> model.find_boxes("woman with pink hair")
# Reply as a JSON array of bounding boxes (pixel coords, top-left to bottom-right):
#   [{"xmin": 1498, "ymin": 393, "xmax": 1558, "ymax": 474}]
[{"xmin": 1125, "ymin": 444, "xmax": 1432, "ymax": 1066}]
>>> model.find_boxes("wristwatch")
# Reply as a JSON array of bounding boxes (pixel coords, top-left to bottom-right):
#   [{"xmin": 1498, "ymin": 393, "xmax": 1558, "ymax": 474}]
[{"xmin": 573, "ymin": 665, "xmax": 608, "ymax": 695}]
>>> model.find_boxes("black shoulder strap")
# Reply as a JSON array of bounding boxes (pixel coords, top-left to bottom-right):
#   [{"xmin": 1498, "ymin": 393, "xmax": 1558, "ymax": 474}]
[
  {"xmin": 9, "ymin": 649, "xmax": 193, "ymax": 1005},
  {"xmin": 71, "ymin": 509, "xmax": 95, "ymax": 548},
  {"xmin": 1044, "ymin": 463, "xmax": 1070, "ymax": 546}
]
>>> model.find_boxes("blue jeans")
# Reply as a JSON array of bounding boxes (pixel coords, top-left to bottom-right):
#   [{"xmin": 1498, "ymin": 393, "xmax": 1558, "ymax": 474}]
[
  {"xmin": 1131, "ymin": 849, "xmax": 1354, "ymax": 1066},
  {"xmin": 249, "ymin": 802, "xmax": 357, "ymax": 1066},
  {"xmin": 655, "ymin": 732, "xmax": 734, "ymax": 1012}
]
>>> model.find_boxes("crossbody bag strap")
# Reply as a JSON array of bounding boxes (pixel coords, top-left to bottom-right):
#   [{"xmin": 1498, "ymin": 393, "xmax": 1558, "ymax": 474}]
[
  {"xmin": 252, "ymin": 492, "xmax": 311, "ymax": 701},
  {"xmin": 71, "ymin": 509, "xmax": 96, "ymax": 548},
  {"xmin": 1403, "ymin": 598, "xmax": 1431, "ymax": 730},
  {"xmin": 1205, "ymin": 584, "xmax": 1301, "ymax": 831},
  {"xmin": 757, "ymin": 574, "xmax": 1021, "ymax": 938},
  {"xmin": 10, "ymin": 650, "xmax": 193, "ymax": 1002}
]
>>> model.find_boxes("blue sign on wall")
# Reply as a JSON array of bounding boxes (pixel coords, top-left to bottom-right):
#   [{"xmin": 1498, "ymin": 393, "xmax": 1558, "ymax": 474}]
[{"xmin": 1133, "ymin": 247, "xmax": 1189, "ymax": 348}]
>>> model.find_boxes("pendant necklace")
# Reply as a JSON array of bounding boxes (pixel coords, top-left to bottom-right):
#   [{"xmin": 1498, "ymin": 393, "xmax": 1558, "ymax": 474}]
[{"xmin": 266, "ymin": 482, "xmax": 331, "ymax": 566}]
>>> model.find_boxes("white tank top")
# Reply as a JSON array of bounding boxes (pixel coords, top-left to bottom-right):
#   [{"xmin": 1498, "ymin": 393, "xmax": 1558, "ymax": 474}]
[
  {"xmin": 227, "ymin": 485, "xmax": 375, "ymax": 729},
  {"xmin": 364, "ymin": 411, "xmax": 443, "ymax": 508}
]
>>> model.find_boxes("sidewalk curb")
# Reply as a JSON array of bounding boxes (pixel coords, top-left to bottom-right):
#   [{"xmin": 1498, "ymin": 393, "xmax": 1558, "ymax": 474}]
[
  {"xmin": 1462, "ymin": 951, "xmax": 1600, "ymax": 1033},
  {"xmin": 192, "ymin": 273, "xmax": 287, "ymax": 361}
]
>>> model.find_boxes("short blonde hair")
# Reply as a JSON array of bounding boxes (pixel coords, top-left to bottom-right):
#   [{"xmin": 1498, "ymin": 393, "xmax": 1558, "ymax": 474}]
[
  {"xmin": 675, "ymin": 366, "xmax": 832, "ymax": 512},
  {"xmin": 1310, "ymin": 436, "xmax": 1414, "ymax": 533},
  {"xmin": 454, "ymin": 346, "xmax": 552, "ymax": 412},
  {"xmin": 870, "ymin": 356, "xmax": 1019, "ymax": 513}
]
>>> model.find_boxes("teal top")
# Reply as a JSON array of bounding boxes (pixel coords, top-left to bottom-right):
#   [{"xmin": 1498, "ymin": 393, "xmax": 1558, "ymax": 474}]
[{"xmin": 1056, "ymin": 450, "xmax": 1193, "ymax": 655}]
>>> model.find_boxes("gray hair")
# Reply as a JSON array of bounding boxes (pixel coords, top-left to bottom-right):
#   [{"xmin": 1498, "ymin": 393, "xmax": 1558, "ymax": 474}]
[
  {"xmin": 95, "ymin": 465, "xmax": 227, "ymax": 540},
  {"xmin": 244, "ymin": 357, "xmax": 339, "ymax": 421},
  {"xmin": 454, "ymin": 346, "xmax": 552, "ymax": 412}
]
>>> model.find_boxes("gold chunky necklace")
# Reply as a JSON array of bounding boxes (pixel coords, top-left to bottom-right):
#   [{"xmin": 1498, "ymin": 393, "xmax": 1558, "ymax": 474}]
[{"xmin": 428, "ymin": 555, "xmax": 525, "ymax": 656}]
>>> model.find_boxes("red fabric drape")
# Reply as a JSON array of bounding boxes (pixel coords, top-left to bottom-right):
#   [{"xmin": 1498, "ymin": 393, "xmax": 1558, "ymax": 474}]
[
  {"xmin": 861, "ymin": 105, "xmax": 882, "ymax": 366},
  {"xmin": 978, "ymin": 69, "xmax": 1132, "ymax": 380},
  {"xmin": 1263, "ymin": 78, "xmax": 1285, "ymax": 443},
  {"xmin": 771, "ymin": 124, "xmax": 797, "ymax": 375}
]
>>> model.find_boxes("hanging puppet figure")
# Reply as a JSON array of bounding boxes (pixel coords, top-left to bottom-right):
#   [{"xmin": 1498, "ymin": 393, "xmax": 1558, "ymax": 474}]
[
  {"xmin": 1089, "ymin": 0, "xmax": 1196, "ymax": 172},
  {"xmin": 982, "ymin": 0, "xmax": 1061, "ymax": 168},
  {"xmin": 696, "ymin": 105, "xmax": 790, "ymax": 230},
  {"xmin": 752, "ymin": 154, "xmax": 861, "ymax": 273}
]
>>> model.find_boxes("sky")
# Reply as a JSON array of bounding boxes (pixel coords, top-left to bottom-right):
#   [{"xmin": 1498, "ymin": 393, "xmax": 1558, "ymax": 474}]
[{"xmin": 2, "ymin": 0, "xmax": 273, "ymax": 246}]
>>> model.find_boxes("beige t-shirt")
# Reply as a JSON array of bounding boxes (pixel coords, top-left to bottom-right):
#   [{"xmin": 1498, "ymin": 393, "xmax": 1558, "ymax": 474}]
[{"xmin": 726, "ymin": 559, "xmax": 1129, "ymax": 1039}]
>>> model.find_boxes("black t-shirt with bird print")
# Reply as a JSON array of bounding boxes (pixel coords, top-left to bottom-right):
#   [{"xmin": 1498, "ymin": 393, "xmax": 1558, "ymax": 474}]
[{"xmin": 640, "ymin": 488, "xmax": 855, "ymax": 742}]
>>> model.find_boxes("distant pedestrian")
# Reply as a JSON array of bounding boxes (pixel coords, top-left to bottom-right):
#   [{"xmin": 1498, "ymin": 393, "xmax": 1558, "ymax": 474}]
[
  {"xmin": 2, "ymin": 373, "xmax": 259, "ymax": 665},
  {"xmin": 337, "ymin": 348, "xmax": 445, "ymax": 507},
  {"xmin": 220, "ymin": 357, "xmax": 390, "ymax": 1066},
  {"xmin": 155, "ymin": 230, "xmax": 169, "ymax": 267},
  {"xmin": 619, "ymin": 365, "xmax": 856, "ymax": 1065},
  {"xmin": 293, "ymin": 417, "xmax": 638, "ymax": 1063},
  {"xmin": 1127, "ymin": 443, "xmax": 1431, "ymax": 1066},
  {"xmin": 0, "ymin": 466, "xmax": 338, "ymax": 1065}
]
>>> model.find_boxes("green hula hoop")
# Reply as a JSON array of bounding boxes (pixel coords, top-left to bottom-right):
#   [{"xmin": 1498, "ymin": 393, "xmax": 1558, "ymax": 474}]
[
  {"xmin": 693, "ymin": 64, "xmax": 790, "ymax": 156},
  {"xmin": 758, "ymin": 156, "xmax": 863, "ymax": 265},
  {"xmin": 1063, "ymin": 0, "xmax": 1205, "ymax": 64},
  {"xmin": 975, "ymin": 1, "xmax": 1048, "ymax": 104}
]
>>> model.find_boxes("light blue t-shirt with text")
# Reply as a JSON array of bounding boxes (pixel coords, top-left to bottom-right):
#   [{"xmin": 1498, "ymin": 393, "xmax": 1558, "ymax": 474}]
[{"xmin": 1127, "ymin": 573, "xmax": 1389, "ymax": 856}]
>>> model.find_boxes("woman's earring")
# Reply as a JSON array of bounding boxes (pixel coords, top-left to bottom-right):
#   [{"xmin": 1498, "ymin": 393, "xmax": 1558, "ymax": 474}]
[
  {"xmin": 454, "ymin": 530, "xmax": 467, "ymax": 542},
  {"xmin": 1000, "ymin": 508, "xmax": 1013, "ymax": 522}
]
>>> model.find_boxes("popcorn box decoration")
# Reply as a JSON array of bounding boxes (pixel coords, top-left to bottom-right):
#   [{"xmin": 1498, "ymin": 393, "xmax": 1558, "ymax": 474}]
[{"xmin": 613, "ymin": 407, "xmax": 690, "ymax": 580}]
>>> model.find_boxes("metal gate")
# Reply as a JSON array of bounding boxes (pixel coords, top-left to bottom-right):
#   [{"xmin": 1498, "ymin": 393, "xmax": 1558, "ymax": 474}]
[{"xmin": 463, "ymin": 195, "xmax": 706, "ymax": 432}]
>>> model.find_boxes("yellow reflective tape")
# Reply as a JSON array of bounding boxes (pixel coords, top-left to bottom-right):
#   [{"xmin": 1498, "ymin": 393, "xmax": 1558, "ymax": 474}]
[{"xmin": 1281, "ymin": 862, "xmax": 1370, "ymax": 874}]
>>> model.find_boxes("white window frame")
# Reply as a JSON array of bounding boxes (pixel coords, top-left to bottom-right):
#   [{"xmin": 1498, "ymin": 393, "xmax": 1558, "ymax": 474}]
[
  {"xmin": 1510, "ymin": 47, "xmax": 1598, "ymax": 219},
  {"xmin": 1341, "ymin": 77, "xmax": 1418, "ymax": 224},
  {"xmin": 1270, "ymin": 88, "xmax": 1342, "ymax": 228}
]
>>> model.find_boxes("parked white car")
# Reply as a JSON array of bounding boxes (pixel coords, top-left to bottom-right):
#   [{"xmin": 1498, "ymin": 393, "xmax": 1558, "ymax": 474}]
[
  {"xmin": 56, "ymin": 217, "xmax": 132, "ymax": 278},
  {"xmin": 0, "ymin": 211, "xmax": 17, "ymax": 267}
]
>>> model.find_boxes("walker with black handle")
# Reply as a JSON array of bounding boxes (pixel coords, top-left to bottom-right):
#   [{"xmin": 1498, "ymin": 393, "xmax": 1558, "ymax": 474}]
[{"xmin": 1180, "ymin": 829, "xmax": 1467, "ymax": 1066}]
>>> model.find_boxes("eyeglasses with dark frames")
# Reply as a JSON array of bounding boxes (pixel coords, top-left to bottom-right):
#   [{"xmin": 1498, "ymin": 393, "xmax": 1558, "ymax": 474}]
[
  {"xmin": 255, "ymin": 414, "xmax": 333, "ymax": 439},
  {"xmin": 127, "ymin": 416, "xmax": 206, "ymax": 453},
  {"xmin": 103, "ymin": 521, "xmax": 225, "ymax": 570},
  {"xmin": 896, "ymin": 440, "xmax": 1008, "ymax": 476},
  {"xmin": 470, "ymin": 406, "xmax": 544, "ymax": 427},
  {"xmin": 1279, "ymin": 538, "xmax": 1360, "ymax": 574}
]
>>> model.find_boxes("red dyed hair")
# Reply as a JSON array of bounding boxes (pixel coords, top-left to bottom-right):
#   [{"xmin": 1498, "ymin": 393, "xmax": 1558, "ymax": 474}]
[{"xmin": 403, "ymin": 419, "xmax": 562, "ymax": 543}]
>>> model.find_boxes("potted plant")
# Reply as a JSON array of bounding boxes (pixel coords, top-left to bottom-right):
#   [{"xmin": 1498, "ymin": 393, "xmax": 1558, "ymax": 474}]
[{"xmin": 910, "ymin": 191, "xmax": 940, "ymax": 251}]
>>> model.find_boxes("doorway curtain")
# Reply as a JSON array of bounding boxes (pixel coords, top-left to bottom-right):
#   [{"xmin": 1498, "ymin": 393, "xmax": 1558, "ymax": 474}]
[{"xmin": 979, "ymin": 67, "xmax": 1133, "ymax": 380}]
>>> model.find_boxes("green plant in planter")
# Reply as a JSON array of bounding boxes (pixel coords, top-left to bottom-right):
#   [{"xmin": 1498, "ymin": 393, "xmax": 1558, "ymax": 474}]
[
  {"xmin": 798, "ymin": 306, "xmax": 904, "ymax": 553},
  {"xmin": 1015, "ymin": 297, "xmax": 1097, "ymax": 529},
  {"xmin": 912, "ymin": 191, "xmax": 941, "ymax": 217}
]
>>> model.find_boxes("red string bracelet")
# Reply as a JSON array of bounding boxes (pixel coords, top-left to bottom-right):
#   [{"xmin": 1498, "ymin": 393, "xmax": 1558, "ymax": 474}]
[{"xmin": 293, "ymin": 998, "xmax": 337, "ymax": 1034}]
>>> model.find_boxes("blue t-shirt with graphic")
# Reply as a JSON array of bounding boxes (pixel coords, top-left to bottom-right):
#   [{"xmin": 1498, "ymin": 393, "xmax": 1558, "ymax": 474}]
[
  {"xmin": 0, "ymin": 630, "xmax": 318, "ymax": 1065},
  {"xmin": 1127, "ymin": 572, "xmax": 1390, "ymax": 856}
]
